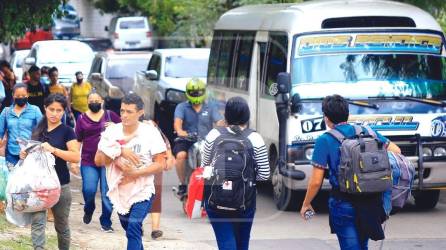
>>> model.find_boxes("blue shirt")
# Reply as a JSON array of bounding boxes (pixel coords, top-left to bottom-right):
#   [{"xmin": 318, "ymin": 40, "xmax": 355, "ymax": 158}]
[
  {"xmin": 0, "ymin": 104, "xmax": 43, "ymax": 155},
  {"xmin": 174, "ymin": 101, "xmax": 223, "ymax": 138},
  {"xmin": 311, "ymin": 124, "xmax": 389, "ymax": 189}
]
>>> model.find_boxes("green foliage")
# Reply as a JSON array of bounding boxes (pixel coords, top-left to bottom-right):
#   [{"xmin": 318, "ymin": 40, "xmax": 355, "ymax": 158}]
[
  {"xmin": 0, "ymin": 0, "xmax": 64, "ymax": 42},
  {"xmin": 395, "ymin": 0, "xmax": 446, "ymax": 31}
]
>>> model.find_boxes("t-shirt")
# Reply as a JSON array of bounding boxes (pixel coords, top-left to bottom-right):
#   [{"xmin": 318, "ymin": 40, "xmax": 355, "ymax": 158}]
[
  {"xmin": 75, "ymin": 110, "xmax": 121, "ymax": 166},
  {"xmin": 49, "ymin": 83, "xmax": 68, "ymax": 97},
  {"xmin": 70, "ymin": 82, "xmax": 92, "ymax": 113},
  {"xmin": 174, "ymin": 101, "xmax": 223, "ymax": 138},
  {"xmin": 27, "ymin": 81, "xmax": 48, "ymax": 113},
  {"xmin": 311, "ymin": 124, "xmax": 389, "ymax": 189},
  {"xmin": 40, "ymin": 124, "xmax": 77, "ymax": 185}
]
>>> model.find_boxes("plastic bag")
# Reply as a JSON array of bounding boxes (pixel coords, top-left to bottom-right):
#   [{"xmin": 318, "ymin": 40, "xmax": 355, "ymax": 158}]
[
  {"xmin": 6, "ymin": 139, "xmax": 60, "ymax": 218},
  {"xmin": 185, "ymin": 167, "xmax": 207, "ymax": 219},
  {"xmin": 0, "ymin": 156, "xmax": 7, "ymax": 201}
]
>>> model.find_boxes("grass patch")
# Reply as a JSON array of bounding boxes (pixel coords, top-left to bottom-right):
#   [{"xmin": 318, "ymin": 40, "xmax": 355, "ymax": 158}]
[
  {"xmin": 0, "ymin": 213, "xmax": 8, "ymax": 232},
  {"xmin": 0, "ymin": 235, "xmax": 58, "ymax": 250}
]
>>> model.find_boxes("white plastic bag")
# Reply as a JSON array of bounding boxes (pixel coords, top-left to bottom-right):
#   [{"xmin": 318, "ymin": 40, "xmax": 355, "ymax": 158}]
[{"xmin": 6, "ymin": 139, "xmax": 60, "ymax": 226}]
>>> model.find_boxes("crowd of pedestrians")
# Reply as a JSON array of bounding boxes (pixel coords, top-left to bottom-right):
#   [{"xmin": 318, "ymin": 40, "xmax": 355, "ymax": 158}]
[{"xmin": 0, "ymin": 59, "xmax": 397, "ymax": 250}]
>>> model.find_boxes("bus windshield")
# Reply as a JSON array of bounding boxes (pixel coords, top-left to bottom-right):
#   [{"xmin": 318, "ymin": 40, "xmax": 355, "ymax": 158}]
[{"xmin": 291, "ymin": 33, "xmax": 446, "ymax": 100}]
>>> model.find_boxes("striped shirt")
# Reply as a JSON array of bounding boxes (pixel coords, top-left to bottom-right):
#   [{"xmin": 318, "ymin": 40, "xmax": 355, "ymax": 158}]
[{"xmin": 201, "ymin": 127, "xmax": 270, "ymax": 181}]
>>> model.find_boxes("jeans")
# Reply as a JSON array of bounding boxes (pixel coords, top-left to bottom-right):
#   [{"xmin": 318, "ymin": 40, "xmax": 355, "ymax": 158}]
[
  {"xmin": 329, "ymin": 197, "xmax": 369, "ymax": 250},
  {"xmin": 81, "ymin": 165, "xmax": 112, "ymax": 227},
  {"xmin": 5, "ymin": 149, "xmax": 19, "ymax": 169},
  {"xmin": 205, "ymin": 207, "xmax": 256, "ymax": 250},
  {"xmin": 118, "ymin": 196, "xmax": 154, "ymax": 250},
  {"xmin": 31, "ymin": 185, "xmax": 72, "ymax": 250}
]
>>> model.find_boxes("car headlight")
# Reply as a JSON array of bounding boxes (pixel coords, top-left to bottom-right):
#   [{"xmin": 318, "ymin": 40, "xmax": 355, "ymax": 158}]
[
  {"xmin": 422, "ymin": 147, "xmax": 433, "ymax": 157},
  {"xmin": 434, "ymin": 147, "xmax": 446, "ymax": 157},
  {"xmin": 304, "ymin": 147, "xmax": 314, "ymax": 160},
  {"xmin": 165, "ymin": 89, "xmax": 186, "ymax": 103}
]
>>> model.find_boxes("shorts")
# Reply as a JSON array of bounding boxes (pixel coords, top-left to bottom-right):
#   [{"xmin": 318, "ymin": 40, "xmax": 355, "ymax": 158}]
[{"xmin": 173, "ymin": 140, "xmax": 195, "ymax": 156}]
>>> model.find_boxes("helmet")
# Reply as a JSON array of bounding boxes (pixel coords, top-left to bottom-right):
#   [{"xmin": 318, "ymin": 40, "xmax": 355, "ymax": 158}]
[{"xmin": 185, "ymin": 78, "xmax": 206, "ymax": 105}]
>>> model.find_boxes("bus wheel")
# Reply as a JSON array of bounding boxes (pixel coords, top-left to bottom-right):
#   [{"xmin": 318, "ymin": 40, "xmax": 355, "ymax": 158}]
[
  {"xmin": 272, "ymin": 165, "xmax": 303, "ymax": 211},
  {"xmin": 414, "ymin": 190, "xmax": 440, "ymax": 210}
]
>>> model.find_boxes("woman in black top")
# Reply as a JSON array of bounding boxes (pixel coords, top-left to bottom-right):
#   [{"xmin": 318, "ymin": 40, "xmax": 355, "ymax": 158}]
[{"xmin": 20, "ymin": 93, "xmax": 80, "ymax": 250}]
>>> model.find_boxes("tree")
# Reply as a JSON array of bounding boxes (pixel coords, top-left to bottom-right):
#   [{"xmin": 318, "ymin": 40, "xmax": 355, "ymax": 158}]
[
  {"xmin": 0, "ymin": 0, "xmax": 63, "ymax": 42},
  {"xmin": 396, "ymin": 0, "xmax": 446, "ymax": 30}
]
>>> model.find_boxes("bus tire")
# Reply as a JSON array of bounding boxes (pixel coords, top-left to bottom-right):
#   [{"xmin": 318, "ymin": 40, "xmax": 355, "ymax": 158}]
[
  {"xmin": 272, "ymin": 165, "xmax": 303, "ymax": 211},
  {"xmin": 414, "ymin": 190, "xmax": 440, "ymax": 210}
]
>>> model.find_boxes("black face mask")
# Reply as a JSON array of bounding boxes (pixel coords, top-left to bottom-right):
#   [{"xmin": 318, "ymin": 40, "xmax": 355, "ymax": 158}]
[
  {"xmin": 88, "ymin": 103, "xmax": 102, "ymax": 113},
  {"xmin": 76, "ymin": 78, "xmax": 83, "ymax": 84},
  {"xmin": 15, "ymin": 97, "xmax": 28, "ymax": 107}
]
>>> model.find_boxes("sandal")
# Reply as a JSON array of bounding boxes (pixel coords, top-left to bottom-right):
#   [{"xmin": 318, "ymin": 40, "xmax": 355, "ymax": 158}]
[{"xmin": 151, "ymin": 230, "xmax": 163, "ymax": 240}]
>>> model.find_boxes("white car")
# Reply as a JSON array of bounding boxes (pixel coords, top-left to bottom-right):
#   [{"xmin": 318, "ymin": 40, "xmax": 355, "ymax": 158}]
[
  {"xmin": 106, "ymin": 16, "xmax": 155, "ymax": 51},
  {"xmin": 23, "ymin": 40, "xmax": 94, "ymax": 87},
  {"xmin": 134, "ymin": 48, "xmax": 210, "ymax": 138},
  {"xmin": 9, "ymin": 49, "xmax": 30, "ymax": 83}
]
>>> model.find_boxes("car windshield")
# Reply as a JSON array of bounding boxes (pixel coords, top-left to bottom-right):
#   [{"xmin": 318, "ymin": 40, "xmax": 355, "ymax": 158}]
[
  {"xmin": 38, "ymin": 45, "xmax": 93, "ymax": 64},
  {"xmin": 106, "ymin": 58, "xmax": 148, "ymax": 79},
  {"xmin": 164, "ymin": 56, "xmax": 208, "ymax": 78},
  {"xmin": 119, "ymin": 20, "xmax": 146, "ymax": 29},
  {"xmin": 291, "ymin": 33, "xmax": 446, "ymax": 100}
]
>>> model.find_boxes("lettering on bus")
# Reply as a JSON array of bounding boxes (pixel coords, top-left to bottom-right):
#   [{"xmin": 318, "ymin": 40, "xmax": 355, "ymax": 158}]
[{"xmin": 348, "ymin": 115, "xmax": 419, "ymax": 131}]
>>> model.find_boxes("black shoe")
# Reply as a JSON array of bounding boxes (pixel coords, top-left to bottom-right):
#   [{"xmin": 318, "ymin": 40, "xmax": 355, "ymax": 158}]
[
  {"xmin": 151, "ymin": 230, "xmax": 163, "ymax": 240},
  {"xmin": 177, "ymin": 184, "xmax": 187, "ymax": 198},
  {"xmin": 101, "ymin": 225, "xmax": 114, "ymax": 233},
  {"xmin": 83, "ymin": 213, "xmax": 92, "ymax": 224}
]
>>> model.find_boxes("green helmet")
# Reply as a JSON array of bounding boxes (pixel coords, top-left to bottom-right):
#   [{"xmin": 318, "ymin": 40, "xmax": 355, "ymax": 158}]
[{"xmin": 185, "ymin": 78, "xmax": 206, "ymax": 105}]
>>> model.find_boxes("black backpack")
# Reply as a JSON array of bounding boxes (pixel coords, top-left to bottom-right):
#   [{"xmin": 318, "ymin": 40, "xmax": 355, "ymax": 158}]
[{"xmin": 205, "ymin": 127, "xmax": 256, "ymax": 212}]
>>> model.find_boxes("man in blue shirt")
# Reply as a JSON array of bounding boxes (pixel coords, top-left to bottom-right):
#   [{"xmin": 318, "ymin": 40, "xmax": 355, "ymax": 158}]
[
  {"xmin": 173, "ymin": 78, "xmax": 224, "ymax": 197},
  {"xmin": 300, "ymin": 95, "xmax": 400, "ymax": 250}
]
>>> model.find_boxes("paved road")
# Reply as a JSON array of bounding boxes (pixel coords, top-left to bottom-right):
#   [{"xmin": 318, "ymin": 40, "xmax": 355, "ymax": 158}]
[{"xmin": 157, "ymin": 170, "xmax": 446, "ymax": 250}]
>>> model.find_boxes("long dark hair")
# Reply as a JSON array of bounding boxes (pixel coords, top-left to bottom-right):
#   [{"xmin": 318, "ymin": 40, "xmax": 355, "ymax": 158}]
[{"xmin": 32, "ymin": 94, "xmax": 68, "ymax": 141}]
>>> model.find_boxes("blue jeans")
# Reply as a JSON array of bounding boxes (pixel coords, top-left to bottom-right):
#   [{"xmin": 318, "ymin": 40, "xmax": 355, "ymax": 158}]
[
  {"xmin": 5, "ymin": 149, "xmax": 19, "ymax": 168},
  {"xmin": 118, "ymin": 196, "xmax": 154, "ymax": 250},
  {"xmin": 329, "ymin": 197, "xmax": 369, "ymax": 250},
  {"xmin": 81, "ymin": 165, "xmax": 112, "ymax": 227},
  {"xmin": 205, "ymin": 207, "xmax": 256, "ymax": 250}
]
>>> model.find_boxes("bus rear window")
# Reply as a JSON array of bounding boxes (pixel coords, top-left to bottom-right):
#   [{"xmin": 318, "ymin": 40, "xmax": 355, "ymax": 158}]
[{"xmin": 322, "ymin": 16, "xmax": 416, "ymax": 29}]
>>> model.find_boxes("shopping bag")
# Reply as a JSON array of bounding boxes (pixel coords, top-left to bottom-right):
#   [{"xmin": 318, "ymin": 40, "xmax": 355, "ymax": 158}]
[
  {"xmin": 6, "ymin": 139, "xmax": 59, "ymax": 219},
  {"xmin": 0, "ymin": 156, "xmax": 7, "ymax": 201},
  {"xmin": 185, "ymin": 167, "xmax": 206, "ymax": 219}
]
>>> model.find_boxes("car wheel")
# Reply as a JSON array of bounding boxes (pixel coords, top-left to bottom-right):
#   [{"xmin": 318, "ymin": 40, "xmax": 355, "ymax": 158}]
[
  {"xmin": 272, "ymin": 164, "xmax": 303, "ymax": 211},
  {"xmin": 414, "ymin": 190, "xmax": 440, "ymax": 210}
]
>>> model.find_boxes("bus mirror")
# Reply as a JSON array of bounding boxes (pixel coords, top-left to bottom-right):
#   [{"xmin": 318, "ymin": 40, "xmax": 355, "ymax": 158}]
[
  {"xmin": 276, "ymin": 72, "xmax": 291, "ymax": 94},
  {"xmin": 291, "ymin": 93, "xmax": 302, "ymax": 113}
]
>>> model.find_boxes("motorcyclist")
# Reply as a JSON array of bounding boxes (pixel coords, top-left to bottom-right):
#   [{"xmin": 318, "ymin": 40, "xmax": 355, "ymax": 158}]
[{"xmin": 173, "ymin": 78, "xmax": 224, "ymax": 198}]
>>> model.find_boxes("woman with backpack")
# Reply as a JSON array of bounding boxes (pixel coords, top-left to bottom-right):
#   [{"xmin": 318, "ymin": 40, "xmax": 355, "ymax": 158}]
[
  {"xmin": 75, "ymin": 90, "xmax": 120, "ymax": 232},
  {"xmin": 201, "ymin": 96, "xmax": 270, "ymax": 250}
]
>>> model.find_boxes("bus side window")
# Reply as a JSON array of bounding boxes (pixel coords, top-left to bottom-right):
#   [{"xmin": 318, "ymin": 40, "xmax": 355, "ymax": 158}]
[
  {"xmin": 262, "ymin": 34, "xmax": 288, "ymax": 96},
  {"xmin": 234, "ymin": 33, "xmax": 255, "ymax": 91},
  {"xmin": 208, "ymin": 31, "xmax": 221, "ymax": 86},
  {"xmin": 216, "ymin": 31, "xmax": 236, "ymax": 87}
]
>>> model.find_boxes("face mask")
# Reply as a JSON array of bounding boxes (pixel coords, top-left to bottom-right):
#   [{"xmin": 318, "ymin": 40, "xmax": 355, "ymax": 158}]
[
  {"xmin": 76, "ymin": 78, "xmax": 83, "ymax": 84},
  {"xmin": 88, "ymin": 103, "xmax": 102, "ymax": 113},
  {"xmin": 15, "ymin": 97, "xmax": 28, "ymax": 107},
  {"xmin": 40, "ymin": 76, "xmax": 50, "ymax": 85}
]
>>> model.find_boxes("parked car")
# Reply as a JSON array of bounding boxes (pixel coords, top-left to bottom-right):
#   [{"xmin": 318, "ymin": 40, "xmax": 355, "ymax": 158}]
[
  {"xmin": 73, "ymin": 37, "xmax": 113, "ymax": 53},
  {"xmin": 13, "ymin": 29, "xmax": 53, "ymax": 50},
  {"xmin": 23, "ymin": 40, "xmax": 94, "ymax": 87},
  {"xmin": 9, "ymin": 49, "xmax": 30, "ymax": 83},
  {"xmin": 106, "ymin": 16, "xmax": 155, "ymax": 50},
  {"xmin": 52, "ymin": 4, "xmax": 81, "ymax": 39},
  {"xmin": 133, "ymin": 48, "xmax": 210, "ymax": 140},
  {"xmin": 88, "ymin": 51, "xmax": 151, "ymax": 114}
]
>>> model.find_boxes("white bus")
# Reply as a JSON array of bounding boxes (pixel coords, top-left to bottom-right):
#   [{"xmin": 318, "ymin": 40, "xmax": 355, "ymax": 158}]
[{"xmin": 206, "ymin": 0, "xmax": 446, "ymax": 210}]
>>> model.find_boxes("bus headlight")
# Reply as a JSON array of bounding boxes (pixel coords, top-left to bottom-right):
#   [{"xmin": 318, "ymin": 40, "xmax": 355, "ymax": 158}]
[
  {"xmin": 434, "ymin": 147, "xmax": 446, "ymax": 157},
  {"xmin": 304, "ymin": 147, "xmax": 314, "ymax": 160},
  {"xmin": 422, "ymin": 147, "xmax": 433, "ymax": 157}
]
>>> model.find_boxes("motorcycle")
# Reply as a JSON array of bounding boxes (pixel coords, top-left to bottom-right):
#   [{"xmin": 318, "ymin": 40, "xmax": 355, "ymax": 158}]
[{"xmin": 172, "ymin": 133, "xmax": 204, "ymax": 214}]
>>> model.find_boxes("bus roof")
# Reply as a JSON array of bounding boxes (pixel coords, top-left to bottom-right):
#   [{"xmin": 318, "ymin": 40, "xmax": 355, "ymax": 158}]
[{"xmin": 215, "ymin": 0, "xmax": 442, "ymax": 34}]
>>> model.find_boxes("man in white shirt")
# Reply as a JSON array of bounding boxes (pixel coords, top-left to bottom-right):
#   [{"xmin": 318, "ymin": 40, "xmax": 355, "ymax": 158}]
[{"xmin": 95, "ymin": 93, "xmax": 166, "ymax": 250}]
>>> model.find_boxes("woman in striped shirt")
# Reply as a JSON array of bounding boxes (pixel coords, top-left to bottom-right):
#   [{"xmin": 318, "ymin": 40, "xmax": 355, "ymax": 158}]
[{"xmin": 201, "ymin": 96, "xmax": 270, "ymax": 250}]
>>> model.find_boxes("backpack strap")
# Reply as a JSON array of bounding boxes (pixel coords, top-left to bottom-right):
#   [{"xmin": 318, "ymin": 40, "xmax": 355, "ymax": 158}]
[
  {"xmin": 363, "ymin": 125, "xmax": 378, "ymax": 138},
  {"xmin": 327, "ymin": 129, "xmax": 346, "ymax": 143},
  {"xmin": 352, "ymin": 125, "xmax": 364, "ymax": 136}
]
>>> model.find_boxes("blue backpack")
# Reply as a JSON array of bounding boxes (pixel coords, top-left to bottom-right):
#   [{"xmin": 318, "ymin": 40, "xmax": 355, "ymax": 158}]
[{"xmin": 383, "ymin": 152, "xmax": 415, "ymax": 215}]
